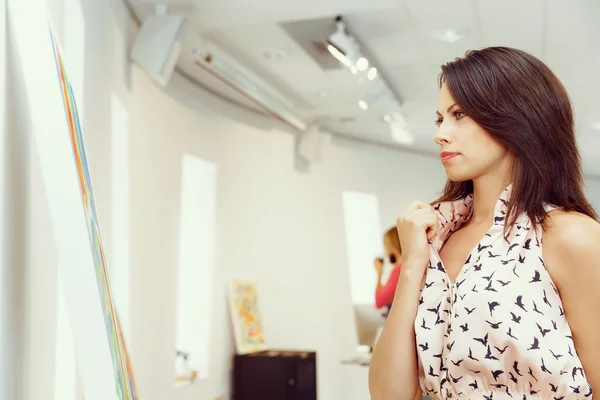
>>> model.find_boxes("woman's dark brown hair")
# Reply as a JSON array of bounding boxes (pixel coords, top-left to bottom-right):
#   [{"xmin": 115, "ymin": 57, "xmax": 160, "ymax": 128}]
[{"xmin": 433, "ymin": 46, "xmax": 598, "ymax": 230}]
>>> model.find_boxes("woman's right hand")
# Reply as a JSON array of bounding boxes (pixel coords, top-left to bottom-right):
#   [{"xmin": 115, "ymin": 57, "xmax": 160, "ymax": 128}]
[
  {"xmin": 396, "ymin": 201, "xmax": 438, "ymax": 272},
  {"xmin": 373, "ymin": 258, "xmax": 384, "ymax": 275}
]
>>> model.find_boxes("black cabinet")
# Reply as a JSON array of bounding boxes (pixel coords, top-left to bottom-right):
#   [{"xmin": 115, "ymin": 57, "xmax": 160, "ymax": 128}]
[{"xmin": 233, "ymin": 350, "xmax": 317, "ymax": 400}]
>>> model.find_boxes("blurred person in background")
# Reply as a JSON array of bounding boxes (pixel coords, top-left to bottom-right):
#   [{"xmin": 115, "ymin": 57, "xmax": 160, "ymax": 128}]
[{"xmin": 374, "ymin": 226, "xmax": 402, "ymax": 312}]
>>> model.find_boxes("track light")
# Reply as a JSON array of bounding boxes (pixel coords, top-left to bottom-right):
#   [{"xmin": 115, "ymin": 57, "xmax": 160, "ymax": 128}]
[
  {"xmin": 367, "ymin": 67, "xmax": 377, "ymax": 80},
  {"xmin": 356, "ymin": 57, "xmax": 369, "ymax": 71},
  {"xmin": 325, "ymin": 16, "xmax": 414, "ymax": 144},
  {"xmin": 326, "ymin": 44, "xmax": 352, "ymax": 68}
]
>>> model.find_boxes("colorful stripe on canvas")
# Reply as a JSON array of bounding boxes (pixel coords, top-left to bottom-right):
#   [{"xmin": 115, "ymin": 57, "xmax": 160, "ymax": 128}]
[{"xmin": 49, "ymin": 28, "xmax": 137, "ymax": 400}]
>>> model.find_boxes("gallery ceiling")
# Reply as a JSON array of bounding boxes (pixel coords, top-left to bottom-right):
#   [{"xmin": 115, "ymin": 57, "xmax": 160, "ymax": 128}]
[{"xmin": 126, "ymin": 0, "xmax": 600, "ymax": 175}]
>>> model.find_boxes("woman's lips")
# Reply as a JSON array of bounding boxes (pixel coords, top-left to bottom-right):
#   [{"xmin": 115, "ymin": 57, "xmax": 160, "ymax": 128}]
[{"xmin": 440, "ymin": 152, "xmax": 459, "ymax": 163}]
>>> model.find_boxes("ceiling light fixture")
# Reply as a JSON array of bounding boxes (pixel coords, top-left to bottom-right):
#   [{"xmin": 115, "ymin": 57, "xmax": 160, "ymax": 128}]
[
  {"xmin": 327, "ymin": 44, "xmax": 352, "ymax": 68},
  {"xmin": 391, "ymin": 126, "xmax": 414, "ymax": 145},
  {"xmin": 434, "ymin": 28, "xmax": 469, "ymax": 43},
  {"xmin": 367, "ymin": 67, "xmax": 378, "ymax": 80},
  {"xmin": 326, "ymin": 16, "xmax": 413, "ymax": 143},
  {"xmin": 356, "ymin": 57, "xmax": 369, "ymax": 71},
  {"xmin": 327, "ymin": 17, "xmax": 360, "ymax": 62},
  {"xmin": 388, "ymin": 111, "xmax": 414, "ymax": 145}
]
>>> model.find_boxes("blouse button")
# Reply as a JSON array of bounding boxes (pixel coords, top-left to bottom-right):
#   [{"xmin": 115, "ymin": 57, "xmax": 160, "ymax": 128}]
[
  {"xmin": 446, "ymin": 342, "xmax": 452, "ymax": 350},
  {"xmin": 447, "ymin": 295, "xmax": 451, "ymax": 303},
  {"xmin": 447, "ymin": 390, "xmax": 453, "ymax": 398}
]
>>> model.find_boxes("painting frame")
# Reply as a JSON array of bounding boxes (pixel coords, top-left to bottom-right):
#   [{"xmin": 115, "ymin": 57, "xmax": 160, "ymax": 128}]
[{"xmin": 228, "ymin": 279, "xmax": 267, "ymax": 355}]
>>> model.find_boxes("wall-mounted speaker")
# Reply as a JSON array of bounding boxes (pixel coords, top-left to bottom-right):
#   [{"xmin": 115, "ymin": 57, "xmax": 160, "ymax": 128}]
[
  {"xmin": 297, "ymin": 125, "xmax": 330, "ymax": 164},
  {"xmin": 130, "ymin": 14, "xmax": 188, "ymax": 87}
]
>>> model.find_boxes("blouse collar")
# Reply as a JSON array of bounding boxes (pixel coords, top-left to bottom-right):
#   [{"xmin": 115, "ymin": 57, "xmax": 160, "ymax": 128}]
[{"xmin": 430, "ymin": 185, "xmax": 514, "ymax": 252}]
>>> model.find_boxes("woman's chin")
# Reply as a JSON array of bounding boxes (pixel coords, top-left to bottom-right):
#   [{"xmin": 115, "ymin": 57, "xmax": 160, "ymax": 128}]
[{"xmin": 444, "ymin": 168, "xmax": 472, "ymax": 182}]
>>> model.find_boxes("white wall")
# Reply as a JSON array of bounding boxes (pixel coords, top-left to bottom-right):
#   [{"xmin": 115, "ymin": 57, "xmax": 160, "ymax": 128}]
[
  {"xmin": 585, "ymin": 180, "xmax": 600, "ymax": 211},
  {"xmin": 127, "ymin": 66, "xmax": 446, "ymax": 400},
  {"xmin": 11, "ymin": 1, "xmax": 446, "ymax": 399},
  {"xmin": 12, "ymin": 1, "xmax": 600, "ymax": 400},
  {"xmin": 2, "ymin": 1, "xmax": 28, "ymax": 399}
]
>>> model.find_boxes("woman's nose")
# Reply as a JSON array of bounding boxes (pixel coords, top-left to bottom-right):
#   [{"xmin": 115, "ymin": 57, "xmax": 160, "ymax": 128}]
[{"xmin": 434, "ymin": 122, "xmax": 453, "ymax": 145}]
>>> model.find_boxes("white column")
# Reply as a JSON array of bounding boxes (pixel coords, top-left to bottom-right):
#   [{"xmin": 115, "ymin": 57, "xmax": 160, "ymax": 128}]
[
  {"xmin": 0, "ymin": 1, "xmax": 11, "ymax": 397},
  {"xmin": 1, "ymin": 1, "xmax": 28, "ymax": 397}
]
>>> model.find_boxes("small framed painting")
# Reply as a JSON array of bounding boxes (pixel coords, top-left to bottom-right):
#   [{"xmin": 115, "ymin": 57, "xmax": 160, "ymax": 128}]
[{"xmin": 228, "ymin": 280, "xmax": 267, "ymax": 354}]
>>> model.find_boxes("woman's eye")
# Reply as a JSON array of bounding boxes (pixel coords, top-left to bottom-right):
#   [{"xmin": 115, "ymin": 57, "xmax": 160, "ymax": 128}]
[
  {"xmin": 434, "ymin": 119, "xmax": 442, "ymax": 127},
  {"xmin": 454, "ymin": 110, "xmax": 466, "ymax": 119}
]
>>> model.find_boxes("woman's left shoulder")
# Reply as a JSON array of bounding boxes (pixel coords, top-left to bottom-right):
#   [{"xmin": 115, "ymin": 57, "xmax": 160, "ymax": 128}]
[
  {"xmin": 542, "ymin": 213, "xmax": 600, "ymax": 389},
  {"xmin": 544, "ymin": 210, "xmax": 600, "ymax": 250},
  {"xmin": 543, "ymin": 210, "xmax": 600, "ymax": 279}
]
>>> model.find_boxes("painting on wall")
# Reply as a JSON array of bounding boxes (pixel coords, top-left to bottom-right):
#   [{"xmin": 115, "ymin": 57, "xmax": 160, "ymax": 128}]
[
  {"xmin": 49, "ymin": 28, "xmax": 138, "ymax": 400},
  {"xmin": 228, "ymin": 280, "xmax": 267, "ymax": 354},
  {"xmin": 8, "ymin": 0, "xmax": 138, "ymax": 397}
]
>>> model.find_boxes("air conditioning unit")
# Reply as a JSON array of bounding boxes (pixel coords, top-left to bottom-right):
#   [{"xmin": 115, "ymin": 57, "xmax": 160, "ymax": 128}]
[{"xmin": 192, "ymin": 40, "xmax": 307, "ymax": 132}]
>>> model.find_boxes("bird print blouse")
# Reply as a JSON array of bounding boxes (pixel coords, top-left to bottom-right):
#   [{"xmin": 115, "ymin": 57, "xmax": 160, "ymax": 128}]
[{"xmin": 415, "ymin": 186, "xmax": 593, "ymax": 400}]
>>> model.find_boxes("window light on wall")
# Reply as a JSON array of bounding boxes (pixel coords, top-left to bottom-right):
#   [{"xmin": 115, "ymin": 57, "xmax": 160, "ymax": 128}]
[
  {"xmin": 174, "ymin": 154, "xmax": 217, "ymax": 387},
  {"xmin": 341, "ymin": 191, "xmax": 383, "ymax": 305}
]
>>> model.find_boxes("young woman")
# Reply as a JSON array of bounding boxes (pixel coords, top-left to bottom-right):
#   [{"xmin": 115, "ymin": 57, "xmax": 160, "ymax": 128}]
[
  {"xmin": 374, "ymin": 227, "xmax": 403, "ymax": 311},
  {"xmin": 369, "ymin": 47, "xmax": 600, "ymax": 400}
]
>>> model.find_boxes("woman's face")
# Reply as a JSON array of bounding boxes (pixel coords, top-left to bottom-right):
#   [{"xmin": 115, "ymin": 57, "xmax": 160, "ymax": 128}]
[
  {"xmin": 383, "ymin": 240, "xmax": 402, "ymax": 265},
  {"xmin": 434, "ymin": 83, "xmax": 513, "ymax": 182}
]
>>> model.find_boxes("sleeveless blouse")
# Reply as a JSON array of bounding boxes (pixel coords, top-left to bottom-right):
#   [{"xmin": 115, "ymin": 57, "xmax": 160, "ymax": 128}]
[{"xmin": 415, "ymin": 186, "xmax": 593, "ymax": 400}]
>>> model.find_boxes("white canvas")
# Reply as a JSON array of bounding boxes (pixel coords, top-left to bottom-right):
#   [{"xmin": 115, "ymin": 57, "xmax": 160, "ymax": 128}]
[{"xmin": 7, "ymin": 2, "xmax": 126, "ymax": 399}]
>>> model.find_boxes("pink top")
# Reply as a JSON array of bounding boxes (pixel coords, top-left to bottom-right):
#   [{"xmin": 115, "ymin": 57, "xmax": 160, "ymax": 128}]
[
  {"xmin": 415, "ymin": 186, "xmax": 592, "ymax": 400},
  {"xmin": 375, "ymin": 266, "xmax": 401, "ymax": 309}
]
